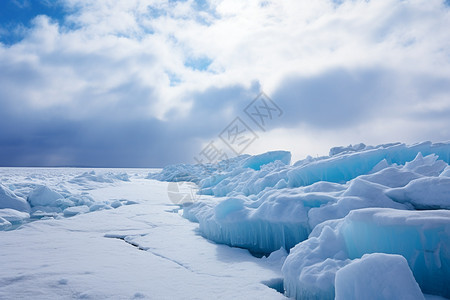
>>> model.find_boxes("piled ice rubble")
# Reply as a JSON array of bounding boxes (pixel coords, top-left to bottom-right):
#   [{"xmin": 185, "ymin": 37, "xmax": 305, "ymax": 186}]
[
  {"xmin": 283, "ymin": 208, "xmax": 450, "ymax": 299},
  {"xmin": 178, "ymin": 143, "xmax": 450, "ymax": 253},
  {"xmin": 27, "ymin": 185, "xmax": 66, "ymax": 207},
  {"xmin": 148, "ymin": 155, "xmax": 251, "ymax": 183},
  {"xmin": 0, "ymin": 170, "xmax": 133, "ymax": 229},
  {"xmin": 0, "ymin": 183, "xmax": 31, "ymax": 212},
  {"xmin": 0, "ymin": 209, "xmax": 30, "ymax": 230},
  {"xmin": 69, "ymin": 170, "xmax": 130, "ymax": 189},
  {"xmin": 156, "ymin": 142, "xmax": 450, "ymax": 198},
  {"xmin": 334, "ymin": 253, "xmax": 425, "ymax": 300},
  {"xmin": 27, "ymin": 185, "xmax": 102, "ymax": 218},
  {"xmin": 329, "ymin": 142, "xmax": 370, "ymax": 156},
  {"xmin": 151, "ymin": 141, "xmax": 450, "ymax": 299},
  {"xmin": 0, "ymin": 184, "xmax": 31, "ymax": 229}
]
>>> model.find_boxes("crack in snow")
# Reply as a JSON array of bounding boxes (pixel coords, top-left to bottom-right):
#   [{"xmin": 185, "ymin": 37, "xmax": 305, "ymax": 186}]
[{"xmin": 108, "ymin": 236, "xmax": 233, "ymax": 278}]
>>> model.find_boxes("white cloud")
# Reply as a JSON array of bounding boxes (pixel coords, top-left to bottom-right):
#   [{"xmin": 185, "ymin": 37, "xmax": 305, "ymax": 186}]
[
  {"xmin": 0, "ymin": 0, "xmax": 449, "ymax": 166},
  {"xmin": 11, "ymin": 0, "xmax": 30, "ymax": 9}
]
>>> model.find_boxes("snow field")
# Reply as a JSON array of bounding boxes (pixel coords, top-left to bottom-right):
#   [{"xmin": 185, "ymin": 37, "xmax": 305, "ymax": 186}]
[{"xmin": 2, "ymin": 141, "xmax": 450, "ymax": 299}]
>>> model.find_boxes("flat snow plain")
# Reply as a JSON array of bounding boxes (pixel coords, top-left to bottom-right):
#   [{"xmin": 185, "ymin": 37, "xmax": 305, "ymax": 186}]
[{"xmin": 0, "ymin": 168, "xmax": 285, "ymax": 299}]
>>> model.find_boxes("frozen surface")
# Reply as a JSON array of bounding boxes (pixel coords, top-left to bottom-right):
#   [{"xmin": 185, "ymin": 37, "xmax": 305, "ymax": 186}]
[
  {"xmin": 152, "ymin": 141, "xmax": 450, "ymax": 197},
  {"xmin": 0, "ymin": 183, "xmax": 30, "ymax": 212},
  {"xmin": 282, "ymin": 208, "xmax": 450, "ymax": 299},
  {"xmin": 183, "ymin": 148, "xmax": 449, "ymax": 254},
  {"xmin": 0, "ymin": 208, "xmax": 30, "ymax": 224},
  {"xmin": 0, "ymin": 168, "xmax": 285, "ymax": 299},
  {"xmin": 151, "ymin": 141, "xmax": 450, "ymax": 299},
  {"xmin": 0, "ymin": 216, "xmax": 11, "ymax": 230},
  {"xmin": 386, "ymin": 177, "xmax": 450, "ymax": 209},
  {"xmin": 3, "ymin": 141, "xmax": 450, "ymax": 299},
  {"xmin": 241, "ymin": 151, "xmax": 291, "ymax": 170},
  {"xmin": 28, "ymin": 185, "xmax": 65, "ymax": 207},
  {"xmin": 335, "ymin": 253, "xmax": 424, "ymax": 300},
  {"xmin": 0, "ymin": 168, "xmax": 151, "ymax": 225}
]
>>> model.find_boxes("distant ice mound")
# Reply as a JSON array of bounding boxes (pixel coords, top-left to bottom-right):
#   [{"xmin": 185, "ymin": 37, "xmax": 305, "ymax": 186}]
[
  {"xmin": 0, "ymin": 169, "xmax": 138, "ymax": 231},
  {"xmin": 151, "ymin": 141, "xmax": 450, "ymax": 299},
  {"xmin": 153, "ymin": 142, "xmax": 450, "ymax": 198},
  {"xmin": 27, "ymin": 185, "xmax": 65, "ymax": 207},
  {"xmin": 25, "ymin": 184, "xmax": 131, "ymax": 220},
  {"xmin": 69, "ymin": 170, "xmax": 130, "ymax": 189},
  {"xmin": 0, "ymin": 183, "xmax": 31, "ymax": 213},
  {"xmin": 148, "ymin": 154, "xmax": 252, "ymax": 183}
]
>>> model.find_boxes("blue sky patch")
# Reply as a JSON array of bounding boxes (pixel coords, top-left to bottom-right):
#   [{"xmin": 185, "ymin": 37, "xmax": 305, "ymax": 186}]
[
  {"xmin": 184, "ymin": 56, "xmax": 212, "ymax": 71},
  {"xmin": 0, "ymin": 0, "xmax": 67, "ymax": 45}
]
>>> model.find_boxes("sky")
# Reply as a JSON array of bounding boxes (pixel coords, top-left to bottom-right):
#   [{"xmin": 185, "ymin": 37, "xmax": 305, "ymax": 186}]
[{"xmin": 0, "ymin": 0, "xmax": 449, "ymax": 167}]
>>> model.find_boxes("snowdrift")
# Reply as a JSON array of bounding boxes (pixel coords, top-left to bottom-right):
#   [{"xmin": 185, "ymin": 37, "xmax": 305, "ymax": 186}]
[{"xmin": 151, "ymin": 141, "xmax": 450, "ymax": 299}]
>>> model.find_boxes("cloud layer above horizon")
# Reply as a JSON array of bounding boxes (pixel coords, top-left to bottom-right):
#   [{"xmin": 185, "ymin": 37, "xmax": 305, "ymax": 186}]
[{"xmin": 1, "ymin": 0, "xmax": 449, "ymax": 167}]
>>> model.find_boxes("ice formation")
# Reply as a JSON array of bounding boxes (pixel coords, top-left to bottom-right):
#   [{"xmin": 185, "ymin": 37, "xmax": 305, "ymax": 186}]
[
  {"xmin": 0, "ymin": 170, "xmax": 137, "ymax": 228},
  {"xmin": 27, "ymin": 185, "xmax": 65, "ymax": 207},
  {"xmin": 386, "ymin": 177, "xmax": 450, "ymax": 209},
  {"xmin": 69, "ymin": 170, "xmax": 130, "ymax": 185},
  {"xmin": 2, "ymin": 141, "xmax": 449, "ymax": 298},
  {"xmin": 0, "ymin": 183, "xmax": 30, "ymax": 212},
  {"xmin": 152, "ymin": 141, "xmax": 450, "ymax": 198},
  {"xmin": 282, "ymin": 208, "xmax": 450, "ymax": 299},
  {"xmin": 334, "ymin": 253, "xmax": 424, "ymax": 300},
  {"xmin": 151, "ymin": 141, "xmax": 450, "ymax": 299},
  {"xmin": 26, "ymin": 185, "xmax": 111, "ymax": 219},
  {"xmin": 0, "ymin": 209, "xmax": 30, "ymax": 224},
  {"xmin": 182, "ymin": 144, "xmax": 450, "ymax": 254}
]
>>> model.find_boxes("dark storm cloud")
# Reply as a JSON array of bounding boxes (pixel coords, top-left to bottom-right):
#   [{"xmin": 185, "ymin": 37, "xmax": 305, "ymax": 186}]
[
  {"xmin": 271, "ymin": 68, "xmax": 450, "ymax": 130},
  {"xmin": 0, "ymin": 0, "xmax": 449, "ymax": 166},
  {"xmin": 0, "ymin": 80, "xmax": 258, "ymax": 167}
]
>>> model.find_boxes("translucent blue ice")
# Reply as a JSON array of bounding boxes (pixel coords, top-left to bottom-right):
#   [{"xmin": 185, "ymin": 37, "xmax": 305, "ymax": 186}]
[
  {"xmin": 282, "ymin": 208, "xmax": 450, "ymax": 299},
  {"xmin": 152, "ymin": 141, "xmax": 450, "ymax": 298},
  {"xmin": 152, "ymin": 141, "xmax": 450, "ymax": 198}
]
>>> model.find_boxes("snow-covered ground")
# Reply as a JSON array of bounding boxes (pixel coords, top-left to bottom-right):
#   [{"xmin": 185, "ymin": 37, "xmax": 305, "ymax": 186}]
[
  {"xmin": 1, "ymin": 141, "xmax": 450, "ymax": 299},
  {"xmin": 0, "ymin": 169, "xmax": 285, "ymax": 299}
]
